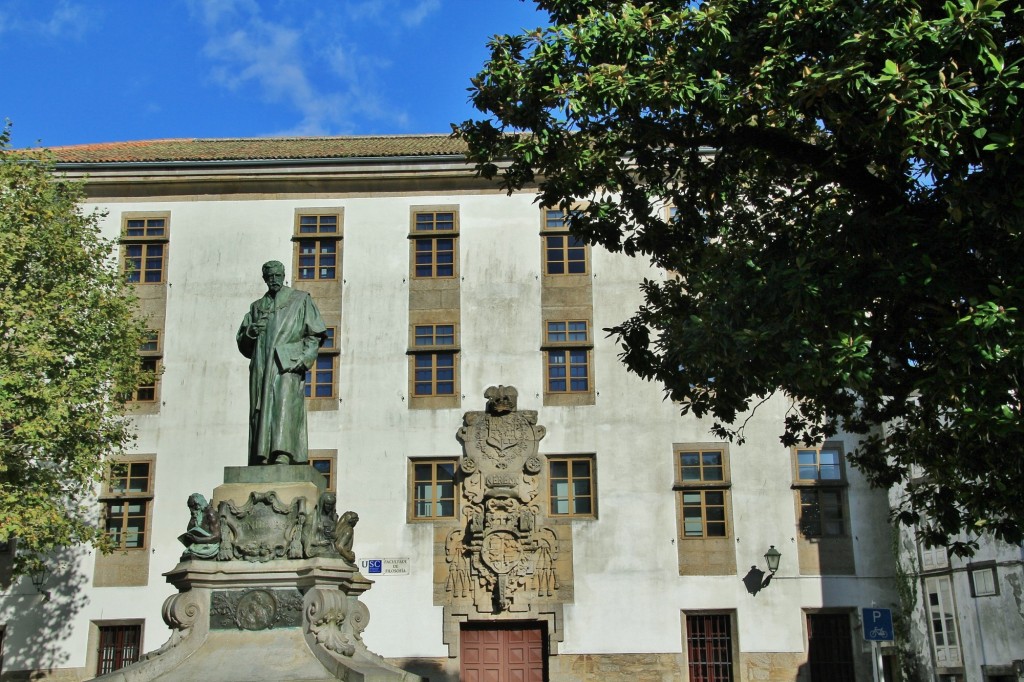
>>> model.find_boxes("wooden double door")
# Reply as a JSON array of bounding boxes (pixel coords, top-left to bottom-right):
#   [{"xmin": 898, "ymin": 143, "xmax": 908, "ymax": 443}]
[{"xmin": 460, "ymin": 623, "xmax": 545, "ymax": 682}]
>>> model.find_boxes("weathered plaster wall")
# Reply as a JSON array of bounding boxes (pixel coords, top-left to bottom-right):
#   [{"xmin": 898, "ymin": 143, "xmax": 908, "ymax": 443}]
[{"xmin": 0, "ymin": 181, "xmax": 898, "ymax": 680}]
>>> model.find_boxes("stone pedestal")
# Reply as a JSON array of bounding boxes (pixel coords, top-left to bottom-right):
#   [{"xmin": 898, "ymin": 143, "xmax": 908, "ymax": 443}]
[{"xmin": 94, "ymin": 467, "xmax": 421, "ymax": 682}]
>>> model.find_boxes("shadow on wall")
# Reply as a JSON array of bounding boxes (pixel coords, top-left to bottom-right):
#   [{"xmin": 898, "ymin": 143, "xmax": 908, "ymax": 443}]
[
  {"xmin": 1, "ymin": 545, "xmax": 92, "ymax": 680},
  {"xmin": 390, "ymin": 658, "xmax": 453, "ymax": 682}
]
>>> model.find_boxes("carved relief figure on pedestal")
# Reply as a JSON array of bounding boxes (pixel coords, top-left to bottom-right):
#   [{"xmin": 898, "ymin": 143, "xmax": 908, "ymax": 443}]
[
  {"xmin": 452, "ymin": 386, "xmax": 562, "ymax": 613},
  {"xmin": 333, "ymin": 511, "xmax": 359, "ymax": 563},
  {"xmin": 178, "ymin": 493, "xmax": 222, "ymax": 560}
]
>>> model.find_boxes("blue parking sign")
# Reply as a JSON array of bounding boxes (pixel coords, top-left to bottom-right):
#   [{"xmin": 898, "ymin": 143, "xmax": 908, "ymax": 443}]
[{"xmin": 862, "ymin": 607, "xmax": 894, "ymax": 641}]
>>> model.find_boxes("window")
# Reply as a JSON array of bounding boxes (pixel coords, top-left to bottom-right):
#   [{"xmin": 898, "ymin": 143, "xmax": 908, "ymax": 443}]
[
  {"xmin": 920, "ymin": 538, "xmax": 950, "ymax": 571},
  {"xmin": 103, "ymin": 461, "xmax": 152, "ymax": 550},
  {"xmin": 411, "ymin": 210, "xmax": 457, "ymax": 279},
  {"xmin": 294, "ymin": 213, "xmax": 341, "ymax": 281},
  {"xmin": 96, "ymin": 623, "xmax": 142, "ymax": 676},
  {"xmin": 799, "ymin": 489, "xmax": 844, "ymax": 538},
  {"xmin": 304, "ymin": 327, "xmax": 338, "ymax": 399},
  {"xmin": 548, "ymin": 455, "xmax": 596, "ymax": 517},
  {"xmin": 796, "ymin": 446, "xmax": 843, "ymax": 481},
  {"xmin": 309, "ymin": 452, "xmax": 336, "ymax": 492},
  {"xmin": 543, "ymin": 209, "xmax": 588, "ymax": 275},
  {"xmin": 415, "ymin": 353, "xmax": 455, "ymax": 396},
  {"xmin": 409, "ymin": 458, "xmax": 458, "ymax": 521},
  {"xmin": 544, "ymin": 321, "xmax": 591, "ymax": 393},
  {"xmin": 806, "ymin": 613, "xmax": 855, "ymax": 682},
  {"xmin": 409, "ymin": 324, "xmax": 457, "ymax": 397},
  {"xmin": 415, "ymin": 324, "xmax": 455, "ymax": 346},
  {"xmin": 969, "ymin": 565, "xmax": 998, "ymax": 597},
  {"xmin": 793, "ymin": 443, "xmax": 848, "ymax": 538},
  {"xmin": 685, "ymin": 613, "xmax": 734, "ymax": 682},
  {"xmin": 132, "ymin": 331, "xmax": 161, "ymax": 403},
  {"xmin": 121, "ymin": 215, "xmax": 168, "ymax": 284},
  {"xmin": 925, "ymin": 575, "xmax": 963, "ymax": 667},
  {"xmin": 675, "ymin": 448, "xmax": 730, "ymax": 538}
]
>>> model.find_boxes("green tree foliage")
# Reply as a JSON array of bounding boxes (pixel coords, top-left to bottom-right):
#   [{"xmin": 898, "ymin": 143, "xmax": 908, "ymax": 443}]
[
  {"xmin": 457, "ymin": 0, "xmax": 1024, "ymax": 553},
  {"xmin": 0, "ymin": 127, "xmax": 148, "ymax": 573}
]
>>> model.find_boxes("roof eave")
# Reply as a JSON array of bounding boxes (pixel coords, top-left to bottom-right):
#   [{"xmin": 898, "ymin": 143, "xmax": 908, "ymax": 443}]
[{"xmin": 53, "ymin": 153, "xmax": 470, "ymax": 172}]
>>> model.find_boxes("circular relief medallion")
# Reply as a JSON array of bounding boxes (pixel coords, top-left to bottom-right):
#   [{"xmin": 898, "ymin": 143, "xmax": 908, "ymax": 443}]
[
  {"xmin": 235, "ymin": 589, "xmax": 278, "ymax": 631},
  {"xmin": 524, "ymin": 454, "xmax": 542, "ymax": 475},
  {"xmin": 481, "ymin": 531, "xmax": 524, "ymax": 575}
]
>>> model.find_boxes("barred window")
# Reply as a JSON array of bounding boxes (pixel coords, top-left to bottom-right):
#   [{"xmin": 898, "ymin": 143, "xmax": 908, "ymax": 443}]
[
  {"xmin": 96, "ymin": 624, "xmax": 142, "ymax": 676},
  {"xmin": 685, "ymin": 613, "xmax": 734, "ymax": 682}
]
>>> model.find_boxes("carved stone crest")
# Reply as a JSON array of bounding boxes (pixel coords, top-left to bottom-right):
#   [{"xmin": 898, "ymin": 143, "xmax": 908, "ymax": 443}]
[
  {"xmin": 217, "ymin": 491, "xmax": 307, "ymax": 562},
  {"xmin": 450, "ymin": 386, "xmax": 565, "ymax": 612}
]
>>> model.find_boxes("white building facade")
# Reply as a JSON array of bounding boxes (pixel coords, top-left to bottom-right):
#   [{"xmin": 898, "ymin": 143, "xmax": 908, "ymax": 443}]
[
  {"xmin": 893, "ymin": 517, "xmax": 1024, "ymax": 682},
  {"xmin": 0, "ymin": 136, "xmax": 899, "ymax": 682}
]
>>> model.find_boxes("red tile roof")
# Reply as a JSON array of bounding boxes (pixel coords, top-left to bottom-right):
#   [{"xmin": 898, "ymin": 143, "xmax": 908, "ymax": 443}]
[{"xmin": 41, "ymin": 135, "xmax": 470, "ymax": 164}]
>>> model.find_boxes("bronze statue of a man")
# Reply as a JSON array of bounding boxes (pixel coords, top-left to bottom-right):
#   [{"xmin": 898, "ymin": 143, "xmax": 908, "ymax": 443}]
[{"xmin": 237, "ymin": 261, "xmax": 327, "ymax": 465}]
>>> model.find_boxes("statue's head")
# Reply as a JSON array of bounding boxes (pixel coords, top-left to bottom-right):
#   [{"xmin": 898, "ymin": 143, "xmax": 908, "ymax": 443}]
[
  {"xmin": 261, "ymin": 260, "xmax": 286, "ymax": 294},
  {"xmin": 321, "ymin": 492, "xmax": 337, "ymax": 513},
  {"xmin": 187, "ymin": 493, "xmax": 207, "ymax": 510},
  {"xmin": 341, "ymin": 511, "xmax": 359, "ymax": 526},
  {"xmin": 484, "ymin": 385, "xmax": 518, "ymax": 415}
]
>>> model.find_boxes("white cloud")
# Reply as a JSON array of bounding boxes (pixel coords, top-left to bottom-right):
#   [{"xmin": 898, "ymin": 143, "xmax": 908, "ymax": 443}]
[
  {"xmin": 186, "ymin": 0, "xmax": 259, "ymax": 28},
  {"xmin": 41, "ymin": 0, "xmax": 88, "ymax": 37},
  {"xmin": 399, "ymin": 0, "xmax": 440, "ymax": 28},
  {"xmin": 187, "ymin": 0, "xmax": 412, "ymax": 135},
  {"xmin": 341, "ymin": 0, "xmax": 439, "ymax": 29},
  {"xmin": 0, "ymin": 1, "xmax": 93, "ymax": 39}
]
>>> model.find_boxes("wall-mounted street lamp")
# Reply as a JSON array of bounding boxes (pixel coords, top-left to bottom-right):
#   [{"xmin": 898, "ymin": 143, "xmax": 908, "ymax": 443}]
[
  {"xmin": 30, "ymin": 562, "xmax": 50, "ymax": 602},
  {"xmin": 743, "ymin": 545, "xmax": 782, "ymax": 596}
]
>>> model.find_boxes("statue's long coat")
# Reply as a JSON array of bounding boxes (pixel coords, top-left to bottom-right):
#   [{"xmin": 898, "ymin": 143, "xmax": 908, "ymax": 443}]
[{"xmin": 237, "ymin": 286, "xmax": 326, "ymax": 464}]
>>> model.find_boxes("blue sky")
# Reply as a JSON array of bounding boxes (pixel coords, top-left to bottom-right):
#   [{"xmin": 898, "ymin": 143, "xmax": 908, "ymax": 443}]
[{"xmin": 1, "ymin": 0, "xmax": 547, "ymax": 148}]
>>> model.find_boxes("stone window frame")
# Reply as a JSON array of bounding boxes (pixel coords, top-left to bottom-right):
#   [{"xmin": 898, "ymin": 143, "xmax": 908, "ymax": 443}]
[
  {"xmin": 541, "ymin": 207, "xmax": 590, "ymax": 276},
  {"xmin": 304, "ymin": 326, "xmax": 339, "ymax": 400},
  {"xmin": 918, "ymin": 530, "xmax": 950, "ymax": 571},
  {"xmin": 673, "ymin": 444, "xmax": 732, "ymax": 540},
  {"xmin": 682, "ymin": 610, "xmax": 737, "ymax": 682},
  {"xmin": 546, "ymin": 454, "xmax": 597, "ymax": 519},
  {"xmin": 121, "ymin": 213, "xmax": 169, "ymax": 285},
  {"xmin": 924, "ymin": 574, "xmax": 964, "ymax": 668},
  {"xmin": 791, "ymin": 442, "xmax": 850, "ymax": 539},
  {"xmin": 797, "ymin": 488, "xmax": 847, "ymax": 539},
  {"xmin": 407, "ymin": 457, "xmax": 459, "ymax": 523},
  {"xmin": 309, "ymin": 450, "xmax": 337, "ymax": 492},
  {"xmin": 292, "ymin": 211, "xmax": 343, "ymax": 282},
  {"xmin": 130, "ymin": 330, "xmax": 162, "ymax": 404},
  {"xmin": 542, "ymin": 320, "xmax": 592, "ymax": 395},
  {"xmin": 101, "ymin": 457, "xmax": 155, "ymax": 552},
  {"xmin": 87, "ymin": 620, "xmax": 144, "ymax": 677},
  {"xmin": 968, "ymin": 562, "xmax": 999, "ymax": 597},
  {"xmin": 409, "ymin": 207, "xmax": 459, "ymax": 280},
  {"xmin": 803, "ymin": 610, "xmax": 857, "ymax": 680},
  {"xmin": 408, "ymin": 323, "xmax": 459, "ymax": 400}
]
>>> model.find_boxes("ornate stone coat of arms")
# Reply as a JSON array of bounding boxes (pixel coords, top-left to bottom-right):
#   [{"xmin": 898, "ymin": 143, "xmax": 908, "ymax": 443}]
[{"xmin": 453, "ymin": 385, "xmax": 563, "ymax": 612}]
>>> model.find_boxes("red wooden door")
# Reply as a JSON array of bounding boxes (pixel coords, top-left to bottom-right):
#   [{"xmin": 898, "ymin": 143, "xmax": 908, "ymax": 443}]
[{"xmin": 461, "ymin": 624, "xmax": 545, "ymax": 682}]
